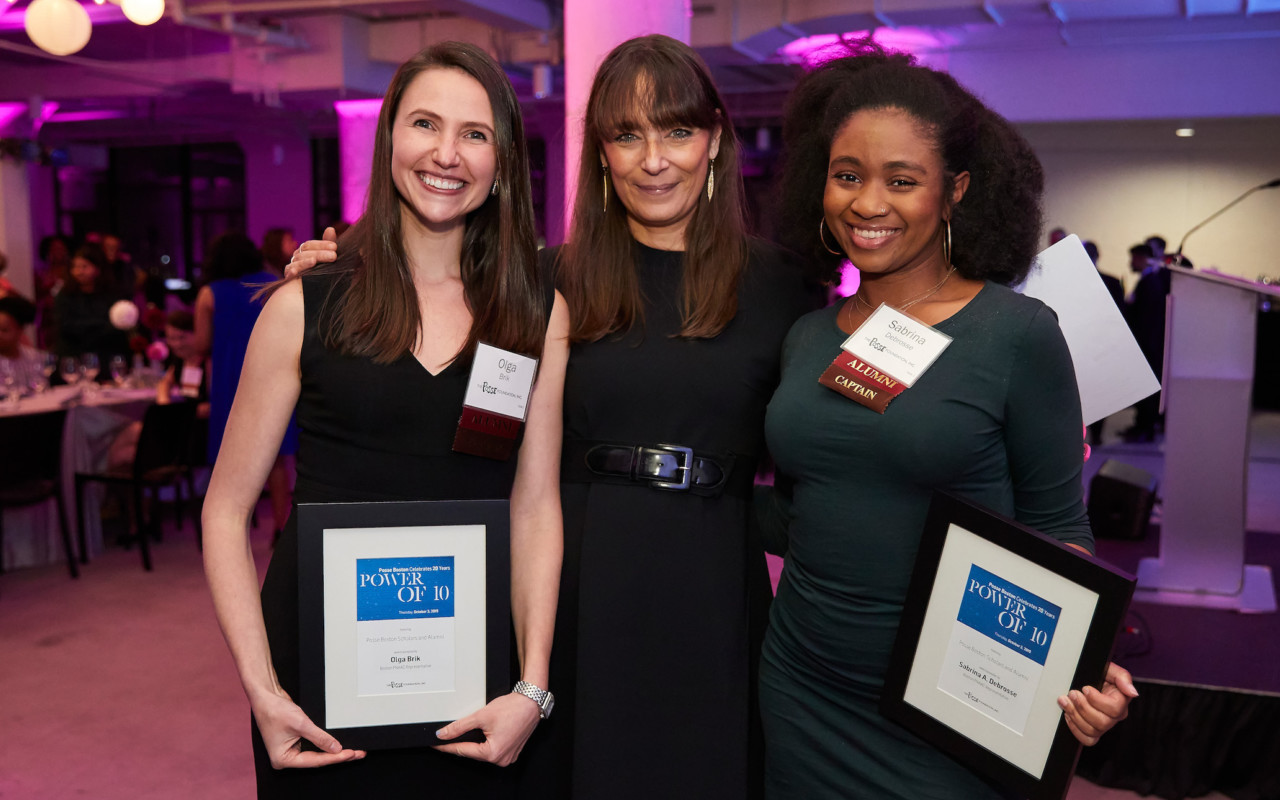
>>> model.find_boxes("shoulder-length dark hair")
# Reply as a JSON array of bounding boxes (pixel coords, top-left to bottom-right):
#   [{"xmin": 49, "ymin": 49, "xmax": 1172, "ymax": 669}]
[
  {"xmin": 558, "ymin": 34, "xmax": 748, "ymax": 343},
  {"xmin": 65, "ymin": 242, "xmax": 114, "ymax": 296},
  {"xmin": 775, "ymin": 39, "xmax": 1044, "ymax": 286},
  {"xmin": 280, "ymin": 42, "xmax": 543, "ymax": 363},
  {"xmin": 205, "ymin": 231, "xmax": 263, "ymax": 283}
]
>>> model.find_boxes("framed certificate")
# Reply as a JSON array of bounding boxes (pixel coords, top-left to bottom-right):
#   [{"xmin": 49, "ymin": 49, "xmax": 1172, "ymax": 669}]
[
  {"xmin": 296, "ymin": 500, "xmax": 511, "ymax": 751},
  {"xmin": 880, "ymin": 492, "xmax": 1135, "ymax": 800}
]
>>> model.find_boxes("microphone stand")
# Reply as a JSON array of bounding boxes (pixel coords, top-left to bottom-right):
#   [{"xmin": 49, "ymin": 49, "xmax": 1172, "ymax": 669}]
[{"xmin": 1172, "ymin": 177, "xmax": 1280, "ymax": 266}]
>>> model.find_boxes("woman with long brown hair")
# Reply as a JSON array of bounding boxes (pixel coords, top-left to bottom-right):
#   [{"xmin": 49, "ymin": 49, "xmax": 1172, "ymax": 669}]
[
  {"xmin": 203, "ymin": 41, "xmax": 569, "ymax": 797},
  {"xmin": 292, "ymin": 35, "xmax": 812, "ymax": 799}
]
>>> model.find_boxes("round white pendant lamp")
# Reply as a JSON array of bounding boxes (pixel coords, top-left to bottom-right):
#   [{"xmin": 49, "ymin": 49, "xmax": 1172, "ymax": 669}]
[
  {"xmin": 24, "ymin": 0, "xmax": 92, "ymax": 56},
  {"xmin": 121, "ymin": 0, "xmax": 164, "ymax": 25}
]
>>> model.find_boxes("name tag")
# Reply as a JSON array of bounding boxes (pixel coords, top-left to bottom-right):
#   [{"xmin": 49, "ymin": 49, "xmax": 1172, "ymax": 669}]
[
  {"xmin": 453, "ymin": 343, "xmax": 539, "ymax": 461},
  {"xmin": 180, "ymin": 364, "xmax": 203, "ymax": 398},
  {"xmin": 840, "ymin": 303, "xmax": 952, "ymax": 387}
]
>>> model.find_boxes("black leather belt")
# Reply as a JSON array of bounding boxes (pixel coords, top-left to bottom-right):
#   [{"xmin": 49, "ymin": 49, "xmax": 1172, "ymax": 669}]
[{"xmin": 561, "ymin": 439, "xmax": 749, "ymax": 497}]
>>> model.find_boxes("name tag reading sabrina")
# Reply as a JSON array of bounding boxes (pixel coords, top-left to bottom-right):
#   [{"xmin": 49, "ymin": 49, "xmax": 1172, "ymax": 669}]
[
  {"xmin": 452, "ymin": 343, "xmax": 539, "ymax": 461},
  {"xmin": 820, "ymin": 304, "xmax": 952, "ymax": 414}
]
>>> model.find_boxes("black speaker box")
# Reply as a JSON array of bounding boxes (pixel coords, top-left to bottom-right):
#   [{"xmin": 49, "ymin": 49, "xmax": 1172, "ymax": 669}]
[{"xmin": 1088, "ymin": 459, "xmax": 1158, "ymax": 540}]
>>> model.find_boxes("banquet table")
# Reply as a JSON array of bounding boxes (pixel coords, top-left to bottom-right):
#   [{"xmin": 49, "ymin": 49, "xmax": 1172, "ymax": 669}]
[{"xmin": 1, "ymin": 384, "xmax": 157, "ymax": 569}]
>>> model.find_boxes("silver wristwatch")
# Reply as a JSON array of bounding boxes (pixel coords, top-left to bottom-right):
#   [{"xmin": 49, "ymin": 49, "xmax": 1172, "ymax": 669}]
[{"xmin": 512, "ymin": 680, "xmax": 555, "ymax": 720}]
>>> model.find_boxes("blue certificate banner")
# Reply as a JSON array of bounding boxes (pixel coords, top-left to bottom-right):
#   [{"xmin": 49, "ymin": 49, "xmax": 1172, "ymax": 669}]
[
  {"xmin": 956, "ymin": 564, "xmax": 1060, "ymax": 666},
  {"xmin": 356, "ymin": 557, "xmax": 455, "ymax": 622}
]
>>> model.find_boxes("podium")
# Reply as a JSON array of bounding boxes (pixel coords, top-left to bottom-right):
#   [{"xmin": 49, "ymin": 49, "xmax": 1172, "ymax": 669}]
[{"xmin": 1136, "ymin": 265, "xmax": 1279, "ymax": 613}]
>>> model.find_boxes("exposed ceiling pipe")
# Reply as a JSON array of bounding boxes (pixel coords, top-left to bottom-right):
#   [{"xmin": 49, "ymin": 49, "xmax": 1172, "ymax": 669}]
[
  {"xmin": 730, "ymin": 0, "xmax": 770, "ymax": 64},
  {"xmin": 170, "ymin": 0, "xmax": 309, "ymax": 50},
  {"xmin": 873, "ymin": 0, "xmax": 895, "ymax": 29}
]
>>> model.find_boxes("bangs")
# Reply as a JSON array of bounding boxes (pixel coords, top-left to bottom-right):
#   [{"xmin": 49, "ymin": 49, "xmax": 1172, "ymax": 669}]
[{"xmin": 591, "ymin": 62, "xmax": 718, "ymax": 136}]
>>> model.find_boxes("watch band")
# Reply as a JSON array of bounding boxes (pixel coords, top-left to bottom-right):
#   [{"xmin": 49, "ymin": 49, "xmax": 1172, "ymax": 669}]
[{"xmin": 512, "ymin": 680, "xmax": 555, "ymax": 720}]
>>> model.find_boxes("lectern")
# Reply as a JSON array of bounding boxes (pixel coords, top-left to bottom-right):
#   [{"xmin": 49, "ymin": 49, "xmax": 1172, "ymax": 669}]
[{"xmin": 1136, "ymin": 266, "xmax": 1280, "ymax": 613}]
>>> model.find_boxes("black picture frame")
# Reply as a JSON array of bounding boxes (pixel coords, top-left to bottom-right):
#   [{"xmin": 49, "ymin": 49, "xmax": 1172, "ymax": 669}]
[
  {"xmin": 297, "ymin": 499, "xmax": 511, "ymax": 751},
  {"xmin": 880, "ymin": 492, "xmax": 1135, "ymax": 800}
]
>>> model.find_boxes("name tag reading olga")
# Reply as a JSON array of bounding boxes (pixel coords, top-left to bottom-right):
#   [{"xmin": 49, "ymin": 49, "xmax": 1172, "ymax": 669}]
[{"xmin": 453, "ymin": 343, "xmax": 539, "ymax": 460}]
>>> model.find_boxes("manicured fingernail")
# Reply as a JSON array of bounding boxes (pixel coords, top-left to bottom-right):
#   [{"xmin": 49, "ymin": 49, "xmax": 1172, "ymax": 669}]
[
  {"xmin": 1057, "ymin": 697, "xmax": 1069, "ymax": 710},
  {"xmin": 435, "ymin": 729, "xmax": 447, "ymax": 738},
  {"xmin": 329, "ymin": 742, "xmax": 342, "ymax": 753}
]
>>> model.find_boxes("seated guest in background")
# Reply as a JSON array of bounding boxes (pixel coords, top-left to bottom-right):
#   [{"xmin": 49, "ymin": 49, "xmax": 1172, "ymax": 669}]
[
  {"xmin": 107, "ymin": 309, "xmax": 209, "ymax": 471},
  {"xmin": 53, "ymin": 242, "xmax": 130, "ymax": 370},
  {"xmin": 1048, "ymin": 226, "xmax": 1068, "ymax": 246},
  {"xmin": 0, "ymin": 294, "xmax": 41, "ymax": 367},
  {"xmin": 1084, "ymin": 240, "xmax": 1124, "ymax": 309},
  {"xmin": 260, "ymin": 227, "xmax": 297, "ymax": 275},
  {"xmin": 193, "ymin": 232, "xmax": 297, "ymax": 540}
]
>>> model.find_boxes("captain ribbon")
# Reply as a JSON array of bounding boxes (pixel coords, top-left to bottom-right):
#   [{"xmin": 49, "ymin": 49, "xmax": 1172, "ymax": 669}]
[{"xmin": 819, "ymin": 354, "xmax": 907, "ymax": 414}]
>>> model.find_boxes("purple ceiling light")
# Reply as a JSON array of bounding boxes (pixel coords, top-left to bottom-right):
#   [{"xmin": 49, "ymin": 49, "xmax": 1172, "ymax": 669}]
[{"xmin": 780, "ymin": 27, "xmax": 948, "ymax": 69}]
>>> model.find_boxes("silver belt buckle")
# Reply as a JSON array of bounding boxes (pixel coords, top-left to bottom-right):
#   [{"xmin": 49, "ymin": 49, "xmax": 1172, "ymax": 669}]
[{"xmin": 643, "ymin": 444, "xmax": 693, "ymax": 491}]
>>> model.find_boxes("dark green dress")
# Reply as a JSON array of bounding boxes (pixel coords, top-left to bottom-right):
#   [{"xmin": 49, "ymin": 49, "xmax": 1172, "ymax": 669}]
[{"xmin": 758, "ymin": 283, "xmax": 1093, "ymax": 799}]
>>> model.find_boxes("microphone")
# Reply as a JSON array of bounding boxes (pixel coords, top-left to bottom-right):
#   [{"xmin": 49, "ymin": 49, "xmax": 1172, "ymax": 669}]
[{"xmin": 1174, "ymin": 178, "xmax": 1280, "ymax": 263}]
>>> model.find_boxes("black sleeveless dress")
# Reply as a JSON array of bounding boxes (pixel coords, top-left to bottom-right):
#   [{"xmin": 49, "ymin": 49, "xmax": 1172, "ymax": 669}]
[
  {"xmin": 252, "ymin": 270, "xmax": 551, "ymax": 797},
  {"xmin": 515, "ymin": 240, "xmax": 813, "ymax": 800}
]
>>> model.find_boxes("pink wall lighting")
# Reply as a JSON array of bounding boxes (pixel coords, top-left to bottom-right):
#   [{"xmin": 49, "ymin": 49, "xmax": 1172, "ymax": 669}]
[{"xmin": 334, "ymin": 98, "xmax": 383, "ymax": 225}]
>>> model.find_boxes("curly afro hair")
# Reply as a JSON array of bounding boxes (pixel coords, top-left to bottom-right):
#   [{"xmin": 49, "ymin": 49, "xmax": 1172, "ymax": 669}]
[{"xmin": 774, "ymin": 39, "xmax": 1044, "ymax": 287}]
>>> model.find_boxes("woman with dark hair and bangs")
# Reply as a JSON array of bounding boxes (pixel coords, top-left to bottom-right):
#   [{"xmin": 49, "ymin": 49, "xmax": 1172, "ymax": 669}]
[
  {"xmin": 290, "ymin": 35, "xmax": 813, "ymax": 799},
  {"xmin": 203, "ymin": 41, "xmax": 569, "ymax": 798},
  {"xmin": 531, "ymin": 34, "xmax": 812, "ymax": 800},
  {"xmin": 759, "ymin": 41, "xmax": 1135, "ymax": 798}
]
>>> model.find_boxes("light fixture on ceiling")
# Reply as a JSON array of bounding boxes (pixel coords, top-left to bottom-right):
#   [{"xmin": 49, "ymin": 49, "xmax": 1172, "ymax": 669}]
[
  {"xmin": 23, "ymin": 0, "xmax": 92, "ymax": 56},
  {"xmin": 121, "ymin": 0, "xmax": 164, "ymax": 25},
  {"xmin": 1175, "ymin": 127, "xmax": 1195, "ymax": 138}
]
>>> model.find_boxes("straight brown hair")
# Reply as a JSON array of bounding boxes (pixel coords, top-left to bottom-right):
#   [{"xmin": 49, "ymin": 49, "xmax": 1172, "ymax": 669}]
[
  {"xmin": 557, "ymin": 34, "xmax": 747, "ymax": 343},
  {"xmin": 270, "ymin": 42, "xmax": 543, "ymax": 362}
]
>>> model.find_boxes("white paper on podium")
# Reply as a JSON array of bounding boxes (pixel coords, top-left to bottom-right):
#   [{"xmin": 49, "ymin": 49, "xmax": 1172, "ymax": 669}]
[{"xmin": 1014, "ymin": 235, "xmax": 1159, "ymax": 425}]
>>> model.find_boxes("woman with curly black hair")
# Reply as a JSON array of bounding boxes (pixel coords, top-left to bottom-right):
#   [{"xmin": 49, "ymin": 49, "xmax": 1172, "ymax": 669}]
[{"xmin": 758, "ymin": 42, "xmax": 1135, "ymax": 798}]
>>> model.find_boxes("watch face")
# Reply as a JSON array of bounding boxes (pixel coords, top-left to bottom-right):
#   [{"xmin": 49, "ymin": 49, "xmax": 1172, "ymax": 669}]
[{"xmin": 541, "ymin": 694, "xmax": 555, "ymax": 719}]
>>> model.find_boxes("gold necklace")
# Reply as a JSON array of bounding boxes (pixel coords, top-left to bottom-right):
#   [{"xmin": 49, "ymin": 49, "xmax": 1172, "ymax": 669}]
[{"xmin": 842, "ymin": 266, "xmax": 957, "ymax": 329}]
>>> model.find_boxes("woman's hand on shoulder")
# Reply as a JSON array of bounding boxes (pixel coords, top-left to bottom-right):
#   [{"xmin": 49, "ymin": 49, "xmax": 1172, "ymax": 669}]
[
  {"xmin": 1058, "ymin": 661, "xmax": 1139, "ymax": 746},
  {"xmin": 431, "ymin": 692, "xmax": 542, "ymax": 767},
  {"xmin": 285, "ymin": 226, "xmax": 339, "ymax": 279},
  {"xmin": 250, "ymin": 687, "xmax": 366, "ymax": 769}
]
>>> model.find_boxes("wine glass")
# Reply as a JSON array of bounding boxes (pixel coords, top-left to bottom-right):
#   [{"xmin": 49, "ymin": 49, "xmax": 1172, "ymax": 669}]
[
  {"xmin": 41, "ymin": 352, "xmax": 57, "ymax": 381},
  {"xmin": 0, "ymin": 360, "xmax": 17, "ymax": 408},
  {"xmin": 60, "ymin": 356, "xmax": 82, "ymax": 387},
  {"xmin": 109, "ymin": 354, "xmax": 129, "ymax": 388},
  {"xmin": 80, "ymin": 353, "xmax": 101, "ymax": 383}
]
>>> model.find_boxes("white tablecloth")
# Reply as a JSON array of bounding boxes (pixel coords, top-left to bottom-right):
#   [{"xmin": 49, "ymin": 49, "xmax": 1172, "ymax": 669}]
[{"xmin": 1, "ymin": 385, "xmax": 157, "ymax": 569}]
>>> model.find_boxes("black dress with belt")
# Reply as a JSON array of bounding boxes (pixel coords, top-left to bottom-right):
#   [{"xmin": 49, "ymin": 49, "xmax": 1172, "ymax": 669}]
[
  {"xmin": 516, "ymin": 240, "xmax": 811, "ymax": 800},
  {"xmin": 252, "ymin": 270, "xmax": 551, "ymax": 798}
]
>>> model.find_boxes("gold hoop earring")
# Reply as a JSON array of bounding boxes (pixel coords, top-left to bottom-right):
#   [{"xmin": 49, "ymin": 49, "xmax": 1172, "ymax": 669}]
[
  {"xmin": 819, "ymin": 218, "xmax": 843, "ymax": 256},
  {"xmin": 943, "ymin": 219, "xmax": 952, "ymax": 265},
  {"xmin": 601, "ymin": 165, "xmax": 610, "ymax": 213},
  {"xmin": 706, "ymin": 161, "xmax": 715, "ymax": 201}
]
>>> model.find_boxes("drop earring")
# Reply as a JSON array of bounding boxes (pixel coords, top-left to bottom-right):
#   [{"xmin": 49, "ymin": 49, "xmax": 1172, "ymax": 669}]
[
  {"xmin": 706, "ymin": 161, "xmax": 715, "ymax": 201},
  {"xmin": 491, "ymin": 178, "xmax": 499, "ymax": 197},
  {"xmin": 943, "ymin": 219, "xmax": 952, "ymax": 265},
  {"xmin": 601, "ymin": 164, "xmax": 610, "ymax": 213}
]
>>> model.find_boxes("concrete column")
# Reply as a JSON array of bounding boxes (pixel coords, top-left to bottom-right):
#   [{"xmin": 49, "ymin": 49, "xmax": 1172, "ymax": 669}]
[
  {"xmin": 0, "ymin": 159, "xmax": 36, "ymax": 298},
  {"xmin": 239, "ymin": 133, "xmax": 316, "ymax": 246},
  {"xmin": 562, "ymin": 0, "xmax": 690, "ymax": 235}
]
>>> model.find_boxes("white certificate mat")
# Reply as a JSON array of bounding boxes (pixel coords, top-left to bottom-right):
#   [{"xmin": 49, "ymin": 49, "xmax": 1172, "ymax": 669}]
[
  {"xmin": 324, "ymin": 524, "xmax": 486, "ymax": 729},
  {"xmin": 296, "ymin": 500, "xmax": 511, "ymax": 751},
  {"xmin": 880, "ymin": 492, "xmax": 1134, "ymax": 800},
  {"xmin": 904, "ymin": 525, "xmax": 1097, "ymax": 776}
]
